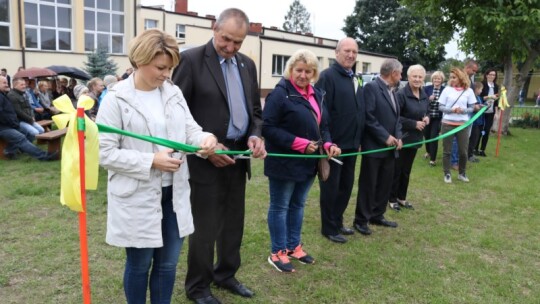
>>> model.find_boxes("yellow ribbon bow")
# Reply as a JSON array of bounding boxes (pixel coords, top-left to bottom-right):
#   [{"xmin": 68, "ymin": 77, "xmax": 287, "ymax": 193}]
[
  {"xmin": 499, "ymin": 86, "xmax": 510, "ymax": 111},
  {"xmin": 52, "ymin": 95, "xmax": 99, "ymax": 212}
]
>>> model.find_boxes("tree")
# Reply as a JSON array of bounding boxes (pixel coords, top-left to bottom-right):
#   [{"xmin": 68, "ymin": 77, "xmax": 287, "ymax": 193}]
[
  {"xmin": 283, "ymin": 0, "xmax": 312, "ymax": 34},
  {"xmin": 83, "ymin": 47, "xmax": 118, "ymax": 79},
  {"xmin": 402, "ymin": 0, "xmax": 540, "ymax": 134},
  {"xmin": 343, "ymin": 0, "xmax": 446, "ymax": 71}
]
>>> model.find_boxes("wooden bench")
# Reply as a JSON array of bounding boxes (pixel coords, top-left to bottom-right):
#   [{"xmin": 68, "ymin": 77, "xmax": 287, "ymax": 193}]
[
  {"xmin": 37, "ymin": 120, "xmax": 54, "ymax": 132},
  {"xmin": 36, "ymin": 128, "xmax": 68, "ymax": 158}
]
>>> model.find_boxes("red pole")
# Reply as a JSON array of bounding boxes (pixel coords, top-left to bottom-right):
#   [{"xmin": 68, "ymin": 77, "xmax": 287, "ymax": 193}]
[
  {"xmin": 495, "ymin": 109, "xmax": 504, "ymax": 157},
  {"xmin": 76, "ymin": 108, "xmax": 91, "ymax": 304}
]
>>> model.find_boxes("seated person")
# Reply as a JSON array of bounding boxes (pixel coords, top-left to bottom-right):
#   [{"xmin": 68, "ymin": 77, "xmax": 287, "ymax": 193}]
[
  {"xmin": 26, "ymin": 78, "xmax": 49, "ymax": 120},
  {"xmin": 36, "ymin": 80, "xmax": 60, "ymax": 115},
  {"xmin": 0, "ymin": 76, "xmax": 58, "ymax": 161},
  {"xmin": 7, "ymin": 78, "xmax": 44, "ymax": 140}
]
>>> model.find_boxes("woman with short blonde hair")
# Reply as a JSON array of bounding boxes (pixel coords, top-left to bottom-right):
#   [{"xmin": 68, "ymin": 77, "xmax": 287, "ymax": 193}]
[
  {"xmin": 96, "ymin": 28, "xmax": 217, "ymax": 303},
  {"xmin": 423, "ymin": 70, "xmax": 446, "ymax": 165},
  {"xmin": 283, "ymin": 49, "xmax": 320, "ymax": 83}
]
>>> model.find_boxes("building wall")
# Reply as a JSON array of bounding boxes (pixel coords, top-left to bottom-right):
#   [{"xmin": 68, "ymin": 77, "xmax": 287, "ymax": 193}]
[{"xmin": 0, "ymin": 2, "xmax": 391, "ymax": 93}]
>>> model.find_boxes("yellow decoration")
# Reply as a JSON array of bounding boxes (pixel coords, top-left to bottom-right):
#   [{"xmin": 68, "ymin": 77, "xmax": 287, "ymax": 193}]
[
  {"xmin": 499, "ymin": 86, "xmax": 510, "ymax": 111},
  {"xmin": 52, "ymin": 95, "xmax": 99, "ymax": 212}
]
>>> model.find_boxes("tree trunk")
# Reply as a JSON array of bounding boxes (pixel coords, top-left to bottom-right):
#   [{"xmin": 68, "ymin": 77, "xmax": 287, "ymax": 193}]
[{"xmin": 496, "ymin": 48, "xmax": 539, "ymax": 134}]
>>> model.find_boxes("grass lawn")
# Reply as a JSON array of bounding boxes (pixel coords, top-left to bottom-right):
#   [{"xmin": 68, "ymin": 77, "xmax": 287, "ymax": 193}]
[{"xmin": 1, "ymin": 128, "xmax": 539, "ymax": 303}]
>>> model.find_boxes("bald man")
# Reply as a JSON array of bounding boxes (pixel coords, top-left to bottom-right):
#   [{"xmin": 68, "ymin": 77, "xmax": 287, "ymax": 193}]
[{"xmin": 315, "ymin": 38, "xmax": 365, "ymax": 243}]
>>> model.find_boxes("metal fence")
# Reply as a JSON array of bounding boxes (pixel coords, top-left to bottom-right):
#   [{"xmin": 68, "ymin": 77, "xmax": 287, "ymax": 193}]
[{"xmin": 508, "ymin": 106, "xmax": 540, "ymax": 128}]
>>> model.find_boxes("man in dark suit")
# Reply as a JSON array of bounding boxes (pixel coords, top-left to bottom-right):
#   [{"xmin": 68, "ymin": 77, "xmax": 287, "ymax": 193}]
[
  {"xmin": 171, "ymin": 8, "xmax": 266, "ymax": 304},
  {"xmin": 315, "ymin": 37, "xmax": 365, "ymax": 244},
  {"xmin": 353, "ymin": 58, "xmax": 403, "ymax": 236}
]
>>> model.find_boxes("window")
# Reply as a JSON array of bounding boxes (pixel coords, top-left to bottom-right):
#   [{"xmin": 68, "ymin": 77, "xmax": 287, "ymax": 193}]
[
  {"xmin": 272, "ymin": 55, "xmax": 290, "ymax": 76},
  {"xmin": 175, "ymin": 24, "xmax": 185, "ymax": 39},
  {"xmin": 328, "ymin": 58, "xmax": 336, "ymax": 67},
  {"xmin": 362, "ymin": 62, "xmax": 371, "ymax": 74},
  {"xmin": 145, "ymin": 19, "xmax": 158, "ymax": 30},
  {"xmin": 84, "ymin": 0, "xmax": 124, "ymax": 54},
  {"xmin": 0, "ymin": 0, "xmax": 9, "ymax": 47},
  {"xmin": 24, "ymin": 0, "xmax": 72, "ymax": 51}
]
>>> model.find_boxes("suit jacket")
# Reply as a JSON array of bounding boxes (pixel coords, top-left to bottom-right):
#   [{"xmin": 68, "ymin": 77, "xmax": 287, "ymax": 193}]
[
  {"xmin": 171, "ymin": 40, "xmax": 263, "ymax": 183},
  {"xmin": 362, "ymin": 77, "xmax": 402, "ymax": 158}
]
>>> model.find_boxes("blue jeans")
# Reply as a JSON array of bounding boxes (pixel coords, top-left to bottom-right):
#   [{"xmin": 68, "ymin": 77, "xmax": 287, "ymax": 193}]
[
  {"xmin": 19, "ymin": 121, "xmax": 44, "ymax": 140},
  {"xmin": 268, "ymin": 177, "xmax": 314, "ymax": 253},
  {"xmin": 124, "ymin": 186, "xmax": 184, "ymax": 304},
  {"xmin": 0, "ymin": 127, "xmax": 47, "ymax": 159}
]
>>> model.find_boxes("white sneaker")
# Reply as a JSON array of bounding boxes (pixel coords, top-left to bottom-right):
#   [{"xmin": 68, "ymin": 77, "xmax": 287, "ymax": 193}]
[
  {"xmin": 444, "ymin": 174, "xmax": 452, "ymax": 183},
  {"xmin": 458, "ymin": 174, "xmax": 470, "ymax": 182}
]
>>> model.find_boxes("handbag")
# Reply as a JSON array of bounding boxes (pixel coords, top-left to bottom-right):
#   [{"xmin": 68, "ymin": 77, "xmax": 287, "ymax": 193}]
[{"xmin": 317, "ymin": 145, "xmax": 330, "ymax": 182}]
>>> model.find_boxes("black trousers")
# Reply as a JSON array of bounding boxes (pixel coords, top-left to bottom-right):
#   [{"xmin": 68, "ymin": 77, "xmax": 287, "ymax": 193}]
[
  {"xmin": 476, "ymin": 113, "xmax": 494, "ymax": 151},
  {"xmin": 389, "ymin": 148, "xmax": 418, "ymax": 202},
  {"xmin": 319, "ymin": 152, "xmax": 358, "ymax": 236},
  {"xmin": 185, "ymin": 161, "xmax": 247, "ymax": 299},
  {"xmin": 424, "ymin": 117, "xmax": 441, "ymax": 162},
  {"xmin": 354, "ymin": 155, "xmax": 395, "ymax": 225},
  {"xmin": 468, "ymin": 125, "xmax": 481, "ymax": 157}
]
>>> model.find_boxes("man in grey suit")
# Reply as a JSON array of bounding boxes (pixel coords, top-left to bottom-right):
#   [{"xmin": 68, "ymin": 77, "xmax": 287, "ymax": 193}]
[
  {"xmin": 171, "ymin": 8, "xmax": 266, "ymax": 304},
  {"xmin": 353, "ymin": 59, "xmax": 403, "ymax": 236}
]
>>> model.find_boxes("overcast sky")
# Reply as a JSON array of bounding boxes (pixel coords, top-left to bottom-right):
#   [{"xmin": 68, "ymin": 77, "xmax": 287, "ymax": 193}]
[{"xmin": 142, "ymin": 0, "xmax": 464, "ymax": 59}]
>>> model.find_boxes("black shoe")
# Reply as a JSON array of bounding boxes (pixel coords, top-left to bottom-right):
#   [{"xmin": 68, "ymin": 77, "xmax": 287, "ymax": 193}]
[
  {"xmin": 190, "ymin": 295, "xmax": 222, "ymax": 304},
  {"xmin": 325, "ymin": 234, "xmax": 347, "ymax": 243},
  {"xmin": 217, "ymin": 282, "xmax": 254, "ymax": 298},
  {"xmin": 369, "ymin": 218, "xmax": 398, "ymax": 228},
  {"xmin": 388, "ymin": 202, "xmax": 401, "ymax": 211},
  {"xmin": 42, "ymin": 151, "xmax": 59, "ymax": 161},
  {"xmin": 353, "ymin": 223, "xmax": 372, "ymax": 235},
  {"xmin": 397, "ymin": 200, "xmax": 414, "ymax": 210},
  {"xmin": 478, "ymin": 150, "xmax": 487, "ymax": 157},
  {"xmin": 340, "ymin": 227, "xmax": 355, "ymax": 235},
  {"xmin": 4, "ymin": 153, "xmax": 17, "ymax": 160},
  {"xmin": 473, "ymin": 149, "xmax": 479, "ymax": 156}
]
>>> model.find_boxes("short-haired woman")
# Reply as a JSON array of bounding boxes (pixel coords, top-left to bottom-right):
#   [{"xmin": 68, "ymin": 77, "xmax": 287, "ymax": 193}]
[
  {"xmin": 438, "ymin": 67, "xmax": 477, "ymax": 183},
  {"xmin": 388, "ymin": 64, "xmax": 429, "ymax": 211},
  {"xmin": 263, "ymin": 49, "xmax": 341, "ymax": 273},
  {"xmin": 96, "ymin": 29, "xmax": 217, "ymax": 303},
  {"xmin": 423, "ymin": 70, "xmax": 446, "ymax": 166}
]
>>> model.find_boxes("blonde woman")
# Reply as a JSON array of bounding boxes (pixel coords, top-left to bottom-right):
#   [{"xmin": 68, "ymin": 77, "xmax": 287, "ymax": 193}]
[
  {"xmin": 423, "ymin": 71, "xmax": 446, "ymax": 166},
  {"xmin": 438, "ymin": 67, "xmax": 476, "ymax": 183},
  {"xmin": 96, "ymin": 29, "xmax": 217, "ymax": 303},
  {"xmin": 263, "ymin": 49, "xmax": 341, "ymax": 272}
]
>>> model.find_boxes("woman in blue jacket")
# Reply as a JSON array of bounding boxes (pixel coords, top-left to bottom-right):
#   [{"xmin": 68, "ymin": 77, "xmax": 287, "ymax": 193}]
[{"xmin": 263, "ymin": 49, "xmax": 341, "ymax": 273}]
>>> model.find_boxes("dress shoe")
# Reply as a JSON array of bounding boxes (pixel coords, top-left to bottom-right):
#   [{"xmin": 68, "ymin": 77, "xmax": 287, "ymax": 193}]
[
  {"xmin": 388, "ymin": 202, "xmax": 401, "ymax": 211},
  {"xmin": 397, "ymin": 200, "xmax": 414, "ymax": 210},
  {"xmin": 217, "ymin": 282, "xmax": 254, "ymax": 298},
  {"xmin": 325, "ymin": 234, "xmax": 347, "ymax": 243},
  {"xmin": 353, "ymin": 223, "xmax": 372, "ymax": 235},
  {"xmin": 340, "ymin": 227, "xmax": 355, "ymax": 235},
  {"xmin": 369, "ymin": 218, "xmax": 398, "ymax": 228},
  {"xmin": 190, "ymin": 295, "xmax": 222, "ymax": 304}
]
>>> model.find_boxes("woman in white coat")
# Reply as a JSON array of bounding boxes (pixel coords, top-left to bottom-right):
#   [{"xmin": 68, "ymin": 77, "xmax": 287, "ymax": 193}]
[{"xmin": 96, "ymin": 29, "xmax": 217, "ymax": 304}]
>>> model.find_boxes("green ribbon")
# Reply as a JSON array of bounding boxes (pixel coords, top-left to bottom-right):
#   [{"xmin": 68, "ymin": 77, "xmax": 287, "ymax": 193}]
[
  {"xmin": 96, "ymin": 123, "xmax": 200, "ymax": 153},
  {"xmin": 96, "ymin": 106, "xmax": 487, "ymax": 159}
]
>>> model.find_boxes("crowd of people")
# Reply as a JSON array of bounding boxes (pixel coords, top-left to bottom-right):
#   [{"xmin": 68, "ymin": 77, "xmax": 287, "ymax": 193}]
[
  {"xmin": 0, "ymin": 65, "xmax": 133, "ymax": 160},
  {"xmin": 1, "ymin": 7, "xmax": 511, "ymax": 304}
]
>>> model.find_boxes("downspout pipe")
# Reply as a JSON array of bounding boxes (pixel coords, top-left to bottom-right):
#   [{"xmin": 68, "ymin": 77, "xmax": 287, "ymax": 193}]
[{"xmin": 17, "ymin": 0, "xmax": 26, "ymax": 68}]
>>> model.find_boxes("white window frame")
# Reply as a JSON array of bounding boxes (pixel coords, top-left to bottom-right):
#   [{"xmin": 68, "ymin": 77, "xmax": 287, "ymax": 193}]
[
  {"xmin": 24, "ymin": 0, "xmax": 72, "ymax": 51},
  {"xmin": 145, "ymin": 19, "xmax": 158, "ymax": 30},
  {"xmin": 175, "ymin": 24, "xmax": 185, "ymax": 40},
  {"xmin": 84, "ymin": 0, "xmax": 125, "ymax": 54},
  {"xmin": 362, "ymin": 62, "xmax": 371, "ymax": 74},
  {"xmin": 272, "ymin": 55, "xmax": 290, "ymax": 77},
  {"xmin": 0, "ymin": 0, "xmax": 10, "ymax": 48}
]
